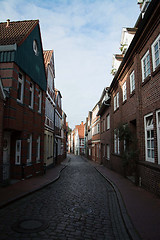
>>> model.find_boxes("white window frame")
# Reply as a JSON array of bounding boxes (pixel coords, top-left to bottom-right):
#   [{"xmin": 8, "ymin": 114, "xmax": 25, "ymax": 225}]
[
  {"xmin": 106, "ymin": 114, "xmax": 110, "ymax": 130},
  {"xmin": 114, "ymin": 129, "xmax": 120, "ymax": 154},
  {"xmin": 17, "ymin": 72, "xmax": 24, "ymax": 103},
  {"xmin": 116, "ymin": 92, "xmax": 119, "ymax": 108},
  {"xmin": 114, "ymin": 92, "xmax": 119, "ymax": 111},
  {"xmin": 15, "ymin": 140, "xmax": 21, "ymax": 165},
  {"xmin": 156, "ymin": 110, "xmax": 160, "ymax": 164},
  {"xmin": 141, "ymin": 50, "xmax": 151, "ymax": 82},
  {"xmin": 36, "ymin": 136, "xmax": 40, "ymax": 162},
  {"xmin": 29, "ymin": 82, "xmax": 34, "ymax": 109},
  {"xmin": 130, "ymin": 70, "xmax": 135, "ymax": 93},
  {"xmin": 152, "ymin": 34, "xmax": 160, "ymax": 71},
  {"xmin": 123, "ymin": 82, "xmax": 127, "ymax": 102},
  {"xmin": 27, "ymin": 134, "xmax": 32, "ymax": 164},
  {"xmin": 38, "ymin": 90, "xmax": 42, "ymax": 113},
  {"xmin": 114, "ymin": 95, "xmax": 116, "ymax": 111},
  {"xmin": 144, "ymin": 113, "xmax": 154, "ymax": 163},
  {"xmin": 107, "ymin": 144, "xmax": 110, "ymax": 160}
]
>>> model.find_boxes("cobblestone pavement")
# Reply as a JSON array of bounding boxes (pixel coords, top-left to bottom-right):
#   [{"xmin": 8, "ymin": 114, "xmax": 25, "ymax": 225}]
[{"xmin": 0, "ymin": 155, "xmax": 132, "ymax": 240}]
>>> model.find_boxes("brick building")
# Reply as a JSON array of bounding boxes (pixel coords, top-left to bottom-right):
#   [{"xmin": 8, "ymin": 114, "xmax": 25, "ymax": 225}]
[
  {"xmin": 0, "ymin": 20, "xmax": 47, "ymax": 181},
  {"xmin": 108, "ymin": 0, "xmax": 160, "ymax": 195}
]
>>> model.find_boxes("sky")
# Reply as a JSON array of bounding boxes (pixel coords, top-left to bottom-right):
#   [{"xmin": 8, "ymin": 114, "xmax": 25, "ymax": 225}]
[{"xmin": 0, "ymin": 0, "xmax": 140, "ymax": 129}]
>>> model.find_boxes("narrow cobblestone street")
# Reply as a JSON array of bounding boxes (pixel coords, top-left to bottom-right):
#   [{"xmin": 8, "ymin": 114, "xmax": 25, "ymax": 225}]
[{"xmin": 0, "ymin": 155, "xmax": 134, "ymax": 240}]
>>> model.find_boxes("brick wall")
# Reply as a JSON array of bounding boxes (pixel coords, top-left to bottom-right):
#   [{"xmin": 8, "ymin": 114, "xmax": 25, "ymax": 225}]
[{"xmin": 0, "ymin": 62, "xmax": 45, "ymax": 179}]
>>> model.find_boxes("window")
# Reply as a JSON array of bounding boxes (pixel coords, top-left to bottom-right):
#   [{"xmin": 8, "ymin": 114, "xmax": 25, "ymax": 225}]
[
  {"xmin": 144, "ymin": 114, "xmax": 154, "ymax": 163},
  {"xmin": 36, "ymin": 136, "xmax": 40, "ymax": 162},
  {"xmin": 17, "ymin": 72, "xmax": 24, "ymax": 103},
  {"xmin": 114, "ymin": 129, "xmax": 120, "ymax": 154},
  {"xmin": 33, "ymin": 40, "xmax": 38, "ymax": 56},
  {"xmin": 27, "ymin": 134, "xmax": 32, "ymax": 164},
  {"xmin": 81, "ymin": 139, "xmax": 84, "ymax": 146},
  {"xmin": 141, "ymin": 50, "xmax": 151, "ymax": 81},
  {"xmin": 29, "ymin": 82, "xmax": 34, "ymax": 109},
  {"xmin": 114, "ymin": 92, "xmax": 119, "ymax": 111},
  {"xmin": 130, "ymin": 71, "xmax": 135, "ymax": 93},
  {"xmin": 156, "ymin": 110, "xmax": 160, "ymax": 164},
  {"xmin": 38, "ymin": 90, "xmax": 42, "ymax": 113},
  {"xmin": 107, "ymin": 144, "xmax": 110, "ymax": 160},
  {"xmin": 152, "ymin": 34, "xmax": 160, "ymax": 71},
  {"xmin": 15, "ymin": 140, "xmax": 21, "ymax": 165},
  {"xmin": 122, "ymin": 82, "xmax": 127, "ymax": 102},
  {"xmin": 106, "ymin": 114, "xmax": 110, "ymax": 130},
  {"xmin": 103, "ymin": 144, "xmax": 105, "ymax": 158}
]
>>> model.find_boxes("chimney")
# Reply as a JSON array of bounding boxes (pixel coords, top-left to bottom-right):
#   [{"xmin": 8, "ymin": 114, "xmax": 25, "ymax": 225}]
[
  {"xmin": 6, "ymin": 19, "xmax": 10, "ymax": 27},
  {"xmin": 81, "ymin": 121, "xmax": 83, "ymax": 125}
]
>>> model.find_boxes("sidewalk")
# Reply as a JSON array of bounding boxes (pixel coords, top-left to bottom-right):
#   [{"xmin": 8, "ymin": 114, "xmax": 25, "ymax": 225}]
[
  {"xmin": 0, "ymin": 158, "xmax": 69, "ymax": 209},
  {"xmin": 89, "ymin": 160, "xmax": 160, "ymax": 240}
]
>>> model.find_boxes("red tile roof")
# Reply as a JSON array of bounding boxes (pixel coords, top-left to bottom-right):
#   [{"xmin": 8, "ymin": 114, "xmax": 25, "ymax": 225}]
[
  {"xmin": 0, "ymin": 20, "xmax": 39, "ymax": 46},
  {"xmin": 43, "ymin": 50, "xmax": 53, "ymax": 69}
]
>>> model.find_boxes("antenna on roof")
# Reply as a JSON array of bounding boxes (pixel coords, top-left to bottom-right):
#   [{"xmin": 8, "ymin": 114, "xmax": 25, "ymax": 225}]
[{"xmin": 6, "ymin": 19, "xmax": 10, "ymax": 27}]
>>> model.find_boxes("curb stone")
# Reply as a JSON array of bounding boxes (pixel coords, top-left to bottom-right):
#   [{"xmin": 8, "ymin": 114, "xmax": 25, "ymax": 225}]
[{"xmin": 94, "ymin": 166, "xmax": 142, "ymax": 240}]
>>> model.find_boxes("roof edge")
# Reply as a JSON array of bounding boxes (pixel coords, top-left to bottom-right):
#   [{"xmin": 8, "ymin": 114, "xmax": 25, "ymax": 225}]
[{"xmin": 0, "ymin": 43, "xmax": 17, "ymax": 52}]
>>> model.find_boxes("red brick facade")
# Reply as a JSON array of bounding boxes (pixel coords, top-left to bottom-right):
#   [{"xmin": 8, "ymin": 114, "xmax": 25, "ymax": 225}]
[
  {"xmin": 0, "ymin": 62, "xmax": 45, "ymax": 180},
  {"xmin": 99, "ymin": 0, "xmax": 160, "ymax": 196}
]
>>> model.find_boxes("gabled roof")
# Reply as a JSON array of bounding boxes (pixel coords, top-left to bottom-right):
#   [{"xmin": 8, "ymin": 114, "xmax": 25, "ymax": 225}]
[
  {"xmin": 43, "ymin": 50, "xmax": 53, "ymax": 68},
  {"xmin": 0, "ymin": 20, "xmax": 39, "ymax": 46}
]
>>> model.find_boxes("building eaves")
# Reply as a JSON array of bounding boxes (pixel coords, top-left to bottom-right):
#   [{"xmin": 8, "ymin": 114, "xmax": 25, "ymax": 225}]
[{"xmin": 109, "ymin": 0, "xmax": 159, "ymax": 92}]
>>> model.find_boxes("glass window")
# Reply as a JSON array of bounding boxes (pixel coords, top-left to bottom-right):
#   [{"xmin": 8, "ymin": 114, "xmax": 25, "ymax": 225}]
[
  {"xmin": 144, "ymin": 114, "xmax": 154, "ymax": 163},
  {"xmin": 114, "ymin": 129, "xmax": 120, "ymax": 154},
  {"xmin": 27, "ymin": 134, "xmax": 32, "ymax": 164},
  {"xmin": 141, "ymin": 50, "xmax": 151, "ymax": 81},
  {"xmin": 38, "ymin": 90, "xmax": 42, "ymax": 113},
  {"xmin": 36, "ymin": 136, "xmax": 40, "ymax": 162},
  {"xmin": 15, "ymin": 140, "xmax": 21, "ymax": 165},
  {"xmin": 107, "ymin": 144, "xmax": 110, "ymax": 160},
  {"xmin": 29, "ymin": 82, "xmax": 34, "ymax": 109},
  {"xmin": 106, "ymin": 114, "xmax": 110, "ymax": 130},
  {"xmin": 152, "ymin": 34, "xmax": 160, "ymax": 71},
  {"xmin": 123, "ymin": 82, "xmax": 127, "ymax": 102},
  {"xmin": 130, "ymin": 71, "xmax": 135, "ymax": 93},
  {"xmin": 17, "ymin": 72, "xmax": 24, "ymax": 103}
]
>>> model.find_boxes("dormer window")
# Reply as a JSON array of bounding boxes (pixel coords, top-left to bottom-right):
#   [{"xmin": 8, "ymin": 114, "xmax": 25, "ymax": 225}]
[{"xmin": 33, "ymin": 40, "xmax": 38, "ymax": 56}]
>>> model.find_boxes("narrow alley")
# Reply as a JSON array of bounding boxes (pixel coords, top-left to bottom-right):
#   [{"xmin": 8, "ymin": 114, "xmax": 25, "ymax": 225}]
[{"xmin": 0, "ymin": 155, "xmax": 140, "ymax": 240}]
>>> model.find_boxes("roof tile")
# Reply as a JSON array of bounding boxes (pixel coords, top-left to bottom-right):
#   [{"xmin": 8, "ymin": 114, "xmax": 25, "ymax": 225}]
[{"xmin": 0, "ymin": 20, "xmax": 39, "ymax": 46}]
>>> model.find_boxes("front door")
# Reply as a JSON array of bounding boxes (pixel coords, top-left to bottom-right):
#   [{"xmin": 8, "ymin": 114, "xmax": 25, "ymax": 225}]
[{"xmin": 3, "ymin": 132, "xmax": 10, "ymax": 180}]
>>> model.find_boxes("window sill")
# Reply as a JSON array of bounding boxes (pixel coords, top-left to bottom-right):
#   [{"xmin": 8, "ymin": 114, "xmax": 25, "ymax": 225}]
[
  {"xmin": 142, "ymin": 75, "xmax": 151, "ymax": 87},
  {"xmin": 138, "ymin": 160, "xmax": 160, "ymax": 172},
  {"xmin": 114, "ymin": 107, "xmax": 119, "ymax": 113},
  {"xmin": 122, "ymin": 99, "xmax": 127, "ymax": 105},
  {"xmin": 130, "ymin": 90, "xmax": 135, "ymax": 98},
  {"xmin": 17, "ymin": 100, "xmax": 24, "ymax": 107},
  {"xmin": 152, "ymin": 64, "xmax": 160, "ymax": 77}
]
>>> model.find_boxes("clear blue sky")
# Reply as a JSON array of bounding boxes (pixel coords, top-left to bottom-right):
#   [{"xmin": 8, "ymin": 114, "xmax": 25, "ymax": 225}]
[{"xmin": 0, "ymin": 0, "xmax": 140, "ymax": 129}]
